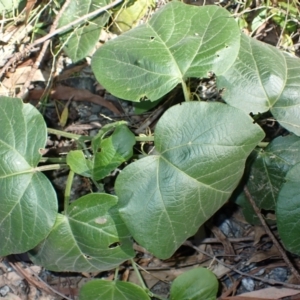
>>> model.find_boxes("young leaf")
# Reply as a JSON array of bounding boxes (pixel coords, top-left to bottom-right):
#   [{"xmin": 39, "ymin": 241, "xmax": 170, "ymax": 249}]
[
  {"xmin": 29, "ymin": 193, "xmax": 134, "ymax": 272},
  {"xmin": 92, "ymin": 125, "xmax": 136, "ymax": 180},
  {"xmin": 0, "ymin": 97, "xmax": 57, "ymax": 256},
  {"xmin": 112, "ymin": 0, "xmax": 155, "ymax": 33},
  {"xmin": 276, "ymin": 163, "xmax": 300, "ymax": 255},
  {"xmin": 217, "ymin": 34, "xmax": 300, "ymax": 136},
  {"xmin": 67, "ymin": 125, "xmax": 135, "ymax": 180},
  {"xmin": 115, "ymin": 102, "xmax": 265, "ymax": 259},
  {"xmin": 92, "ymin": 1, "xmax": 241, "ymax": 101},
  {"xmin": 170, "ymin": 268, "xmax": 218, "ymax": 300},
  {"xmin": 58, "ymin": 0, "xmax": 110, "ymax": 62},
  {"xmin": 238, "ymin": 134, "xmax": 300, "ymax": 212},
  {"xmin": 79, "ymin": 280, "xmax": 150, "ymax": 300}
]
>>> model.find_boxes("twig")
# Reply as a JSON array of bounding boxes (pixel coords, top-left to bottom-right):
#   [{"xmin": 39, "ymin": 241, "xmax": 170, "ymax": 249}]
[
  {"xmin": 8, "ymin": 256, "xmax": 73, "ymax": 300},
  {"xmin": 18, "ymin": 0, "xmax": 71, "ymax": 98},
  {"xmin": 243, "ymin": 185, "xmax": 300, "ymax": 282},
  {"xmin": 0, "ymin": 0, "xmax": 123, "ymax": 79},
  {"xmin": 184, "ymin": 240, "xmax": 300, "ymax": 289}
]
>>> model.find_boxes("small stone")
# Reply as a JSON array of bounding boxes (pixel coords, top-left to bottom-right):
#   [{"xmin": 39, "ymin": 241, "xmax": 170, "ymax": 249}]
[
  {"xmin": 241, "ymin": 278, "xmax": 255, "ymax": 291},
  {"xmin": 0, "ymin": 285, "xmax": 10, "ymax": 297}
]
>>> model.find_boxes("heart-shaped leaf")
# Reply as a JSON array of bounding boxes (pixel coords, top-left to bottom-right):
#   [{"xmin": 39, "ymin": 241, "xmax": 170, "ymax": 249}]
[
  {"xmin": 59, "ymin": 0, "xmax": 110, "ymax": 62},
  {"xmin": 67, "ymin": 125, "xmax": 135, "ymax": 180},
  {"xmin": 0, "ymin": 97, "xmax": 57, "ymax": 256},
  {"xmin": 238, "ymin": 134, "xmax": 300, "ymax": 212},
  {"xmin": 170, "ymin": 268, "xmax": 218, "ymax": 300},
  {"xmin": 115, "ymin": 102, "xmax": 265, "ymax": 258},
  {"xmin": 29, "ymin": 193, "xmax": 134, "ymax": 272},
  {"xmin": 79, "ymin": 280, "xmax": 150, "ymax": 300},
  {"xmin": 92, "ymin": 1, "xmax": 241, "ymax": 101},
  {"xmin": 217, "ymin": 34, "xmax": 300, "ymax": 136},
  {"xmin": 276, "ymin": 163, "xmax": 300, "ymax": 255}
]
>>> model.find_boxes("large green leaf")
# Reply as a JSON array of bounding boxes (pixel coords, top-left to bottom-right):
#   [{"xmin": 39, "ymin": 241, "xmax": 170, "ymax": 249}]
[
  {"xmin": 92, "ymin": 1, "xmax": 241, "ymax": 101},
  {"xmin": 276, "ymin": 163, "xmax": 300, "ymax": 255},
  {"xmin": 170, "ymin": 268, "xmax": 218, "ymax": 300},
  {"xmin": 0, "ymin": 97, "xmax": 57, "ymax": 256},
  {"xmin": 79, "ymin": 280, "xmax": 150, "ymax": 300},
  {"xmin": 238, "ymin": 134, "xmax": 300, "ymax": 213},
  {"xmin": 67, "ymin": 125, "xmax": 135, "ymax": 180},
  {"xmin": 217, "ymin": 34, "xmax": 300, "ymax": 136},
  {"xmin": 58, "ymin": 0, "xmax": 110, "ymax": 62},
  {"xmin": 29, "ymin": 193, "xmax": 134, "ymax": 272},
  {"xmin": 115, "ymin": 102, "xmax": 265, "ymax": 258}
]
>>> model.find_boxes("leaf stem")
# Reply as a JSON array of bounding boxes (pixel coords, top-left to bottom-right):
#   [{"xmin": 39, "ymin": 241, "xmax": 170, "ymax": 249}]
[
  {"xmin": 114, "ymin": 267, "xmax": 119, "ymax": 281},
  {"xmin": 39, "ymin": 157, "xmax": 67, "ymax": 163},
  {"xmin": 130, "ymin": 259, "xmax": 168, "ymax": 299},
  {"xmin": 130, "ymin": 259, "xmax": 147, "ymax": 290},
  {"xmin": 135, "ymin": 136, "xmax": 154, "ymax": 142},
  {"xmin": 64, "ymin": 170, "xmax": 74, "ymax": 210},
  {"xmin": 258, "ymin": 142, "xmax": 269, "ymax": 148},
  {"xmin": 35, "ymin": 164, "xmax": 67, "ymax": 172},
  {"xmin": 181, "ymin": 80, "xmax": 191, "ymax": 102}
]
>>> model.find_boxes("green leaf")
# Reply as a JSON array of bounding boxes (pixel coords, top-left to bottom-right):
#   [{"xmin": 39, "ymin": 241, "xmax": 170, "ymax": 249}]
[
  {"xmin": 133, "ymin": 99, "xmax": 162, "ymax": 114},
  {"xmin": 93, "ymin": 125, "xmax": 136, "ymax": 180},
  {"xmin": 0, "ymin": 0, "xmax": 23, "ymax": 12},
  {"xmin": 276, "ymin": 163, "xmax": 300, "ymax": 255},
  {"xmin": 67, "ymin": 150, "xmax": 93, "ymax": 178},
  {"xmin": 115, "ymin": 102, "xmax": 265, "ymax": 258},
  {"xmin": 29, "ymin": 193, "xmax": 134, "ymax": 272},
  {"xmin": 0, "ymin": 97, "xmax": 57, "ymax": 256},
  {"xmin": 217, "ymin": 34, "xmax": 286, "ymax": 114},
  {"xmin": 92, "ymin": 1, "xmax": 241, "ymax": 101},
  {"xmin": 217, "ymin": 34, "xmax": 300, "ymax": 136},
  {"xmin": 79, "ymin": 280, "xmax": 150, "ymax": 300},
  {"xmin": 170, "ymin": 268, "xmax": 218, "ymax": 300},
  {"xmin": 67, "ymin": 125, "xmax": 135, "ymax": 180},
  {"xmin": 238, "ymin": 134, "xmax": 300, "ymax": 212},
  {"xmin": 58, "ymin": 0, "xmax": 110, "ymax": 62},
  {"xmin": 112, "ymin": 0, "xmax": 155, "ymax": 33}
]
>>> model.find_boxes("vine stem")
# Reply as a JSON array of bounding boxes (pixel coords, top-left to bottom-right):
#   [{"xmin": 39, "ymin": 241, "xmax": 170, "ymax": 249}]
[
  {"xmin": 64, "ymin": 170, "xmax": 74, "ymax": 210},
  {"xmin": 243, "ymin": 185, "xmax": 300, "ymax": 282},
  {"xmin": 47, "ymin": 128, "xmax": 92, "ymax": 141}
]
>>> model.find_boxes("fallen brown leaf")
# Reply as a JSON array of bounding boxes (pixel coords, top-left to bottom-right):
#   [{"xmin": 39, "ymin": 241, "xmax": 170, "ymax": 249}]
[
  {"xmin": 222, "ymin": 287, "xmax": 300, "ymax": 300},
  {"xmin": 29, "ymin": 85, "xmax": 121, "ymax": 115}
]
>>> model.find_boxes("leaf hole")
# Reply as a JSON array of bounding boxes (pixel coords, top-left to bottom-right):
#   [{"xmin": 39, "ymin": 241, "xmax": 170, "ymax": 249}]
[
  {"xmin": 150, "ymin": 36, "xmax": 155, "ymax": 41},
  {"xmin": 84, "ymin": 254, "xmax": 91, "ymax": 259},
  {"xmin": 95, "ymin": 217, "xmax": 107, "ymax": 224},
  {"xmin": 109, "ymin": 242, "xmax": 121, "ymax": 249}
]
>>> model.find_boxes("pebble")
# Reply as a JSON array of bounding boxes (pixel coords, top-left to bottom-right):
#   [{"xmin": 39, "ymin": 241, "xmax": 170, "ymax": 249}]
[
  {"xmin": 0, "ymin": 285, "xmax": 10, "ymax": 297},
  {"xmin": 241, "ymin": 277, "xmax": 255, "ymax": 291}
]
